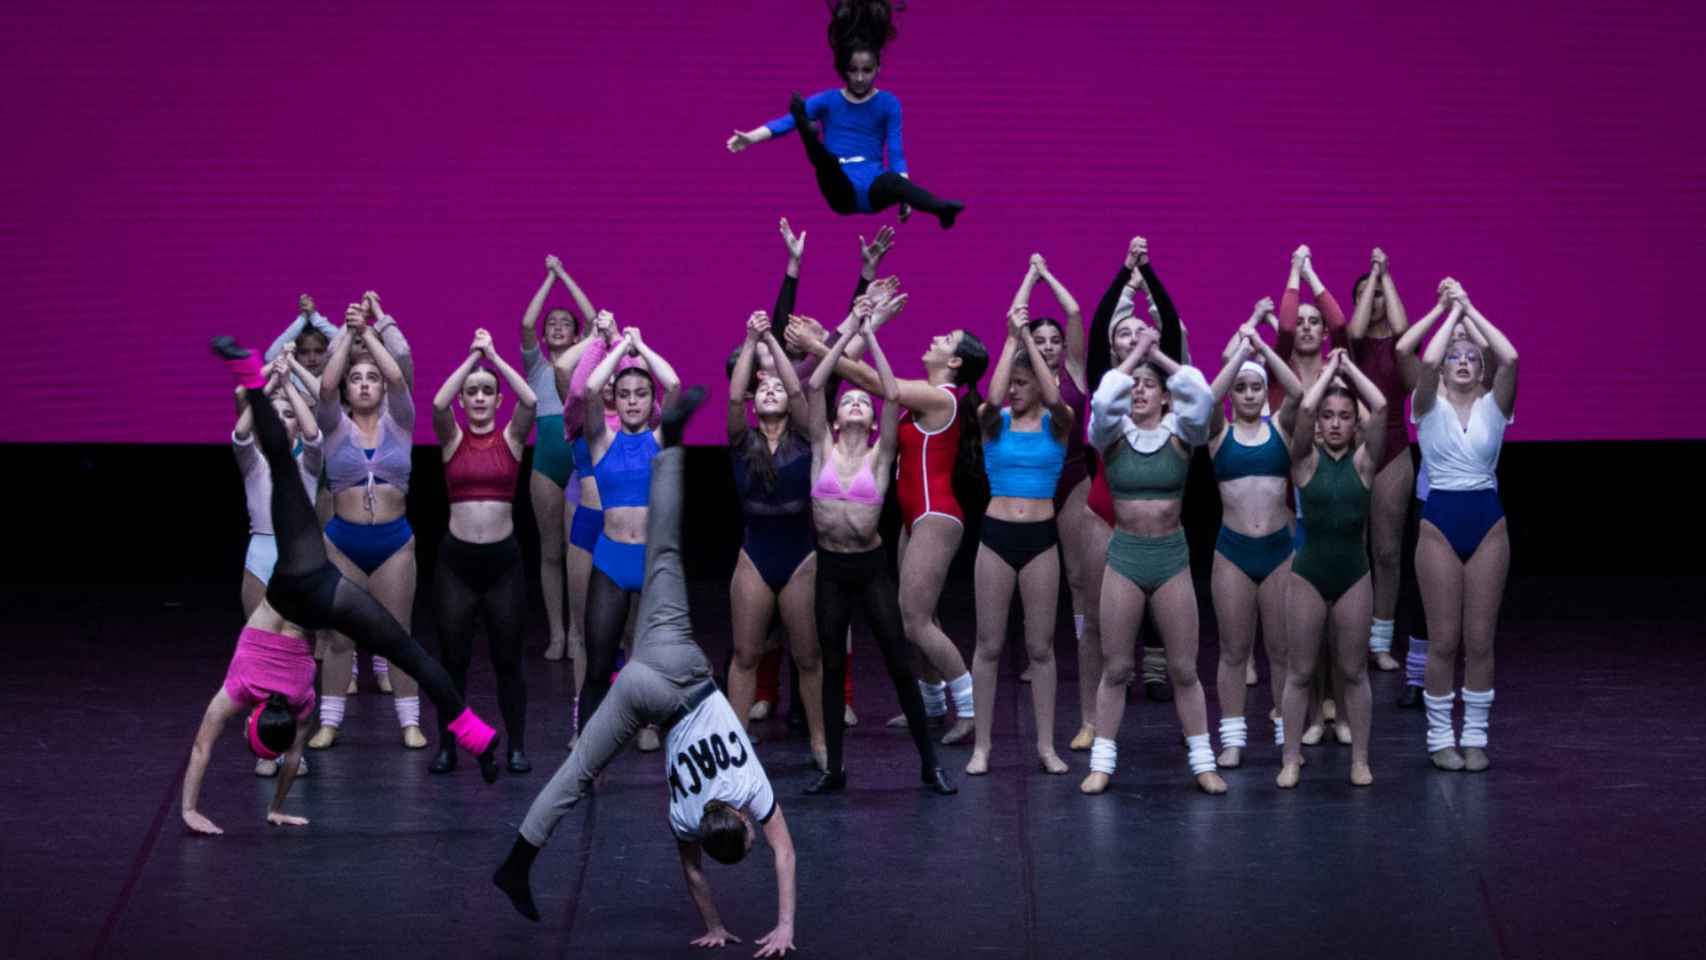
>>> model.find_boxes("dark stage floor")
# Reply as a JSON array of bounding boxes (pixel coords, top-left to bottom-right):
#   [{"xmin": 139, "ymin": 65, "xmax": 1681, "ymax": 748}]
[{"xmin": 3, "ymin": 576, "xmax": 1702, "ymax": 959}]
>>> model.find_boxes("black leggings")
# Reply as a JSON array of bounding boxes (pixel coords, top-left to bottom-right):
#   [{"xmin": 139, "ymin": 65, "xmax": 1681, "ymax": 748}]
[
  {"xmin": 794, "ymin": 114, "xmax": 957, "ymax": 221},
  {"xmin": 434, "ymin": 533, "xmax": 528, "ymax": 749},
  {"xmin": 577, "ymin": 566, "xmax": 636, "ymax": 726},
  {"xmin": 247, "ymin": 388, "xmax": 468, "ymax": 726},
  {"xmin": 816, "ymin": 547, "xmax": 939, "ymax": 775}
]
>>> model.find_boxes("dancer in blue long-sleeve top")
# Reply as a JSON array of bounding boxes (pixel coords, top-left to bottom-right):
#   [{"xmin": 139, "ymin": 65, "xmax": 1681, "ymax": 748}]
[{"xmin": 727, "ymin": 1, "xmax": 964, "ymax": 229}]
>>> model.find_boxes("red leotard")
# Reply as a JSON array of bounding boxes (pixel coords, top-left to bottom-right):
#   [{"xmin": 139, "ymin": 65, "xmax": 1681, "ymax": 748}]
[{"xmin": 895, "ymin": 384, "xmax": 964, "ymax": 531}]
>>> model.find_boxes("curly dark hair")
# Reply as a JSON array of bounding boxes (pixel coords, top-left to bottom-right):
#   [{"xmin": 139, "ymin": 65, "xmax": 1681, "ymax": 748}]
[{"xmin": 827, "ymin": 0, "xmax": 899, "ymax": 74}]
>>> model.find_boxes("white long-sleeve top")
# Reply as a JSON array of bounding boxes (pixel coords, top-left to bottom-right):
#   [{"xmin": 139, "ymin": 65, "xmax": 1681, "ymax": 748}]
[{"xmin": 1089, "ymin": 365, "xmax": 1213, "ymax": 454}]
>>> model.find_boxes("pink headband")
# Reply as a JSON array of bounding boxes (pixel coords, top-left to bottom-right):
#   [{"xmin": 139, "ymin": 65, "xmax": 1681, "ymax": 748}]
[{"xmin": 246, "ymin": 703, "xmax": 282, "ymax": 760}]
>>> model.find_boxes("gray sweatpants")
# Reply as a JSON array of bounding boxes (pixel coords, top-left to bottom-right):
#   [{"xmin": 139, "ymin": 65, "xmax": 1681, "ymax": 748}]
[{"xmin": 520, "ymin": 446, "xmax": 712, "ymax": 846}]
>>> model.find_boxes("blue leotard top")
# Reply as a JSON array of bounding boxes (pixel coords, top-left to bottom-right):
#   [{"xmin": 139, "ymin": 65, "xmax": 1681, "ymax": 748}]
[
  {"xmin": 592, "ymin": 430, "xmax": 659, "ymax": 508},
  {"xmin": 765, "ymin": 89, "xmax": 906, "ymax": 213},
  {"xmin": 983, "ymin": 410, "xmax": 1066, "ymax": 500},
  {"xmin": 1213, "ymin": 418, "xmax": 1290, "ymax": 482}
]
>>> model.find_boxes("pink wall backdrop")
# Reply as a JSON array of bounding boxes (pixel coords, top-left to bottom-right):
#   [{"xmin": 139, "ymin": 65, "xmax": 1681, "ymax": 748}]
[{"xmin": 3, "ymin": 0, "xmax": 1701, "ymax": 443}]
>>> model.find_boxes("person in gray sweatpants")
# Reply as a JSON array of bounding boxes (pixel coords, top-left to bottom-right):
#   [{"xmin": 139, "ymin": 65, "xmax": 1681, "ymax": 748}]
[{"xmin": 493, "ymin": 389, "xmax": 799, "ymax": 956}]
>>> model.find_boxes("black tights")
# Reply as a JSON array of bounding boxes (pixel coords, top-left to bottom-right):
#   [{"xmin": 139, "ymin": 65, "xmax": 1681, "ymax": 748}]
[
  {"xmin": 815, "ymin": 547, "xmax": 939, "ymax": 775},
  {"xmin": 434, "ymin": 533, "xmax": 528, "ymax": 749},
  {"xmin": 577, "ymin": 566, "xmax": 636, "ymax": 724},
  {"xmin": 793, "ymin": 110, "xmax": 959, "ymax": 221},
  {"xmin": 247, "ymin": 388, "xmax": 468, "ymax": 725}
]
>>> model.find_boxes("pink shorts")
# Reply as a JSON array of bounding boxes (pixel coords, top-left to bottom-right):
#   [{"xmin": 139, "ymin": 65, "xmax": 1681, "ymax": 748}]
[{"xmin": 223, "ymin": 627, "xmax": 317, "ymax": 720}]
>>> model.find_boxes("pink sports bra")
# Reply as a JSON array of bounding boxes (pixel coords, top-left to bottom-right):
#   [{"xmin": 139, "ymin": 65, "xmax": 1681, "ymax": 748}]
[{"xmin": 811, "ymin": 455, "xmax": 881, "ymax": 506}]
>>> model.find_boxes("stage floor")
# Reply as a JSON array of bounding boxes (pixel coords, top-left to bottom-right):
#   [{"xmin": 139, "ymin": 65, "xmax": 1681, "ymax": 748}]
[{"xmin": 3, "ymin": 576, "xmax": 1701, "ymax": 959}]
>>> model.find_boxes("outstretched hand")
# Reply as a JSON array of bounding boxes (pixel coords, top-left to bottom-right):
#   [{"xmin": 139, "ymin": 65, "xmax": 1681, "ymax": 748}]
[
  {"xmin": 859, "ymin": 225, "xmax": 895, "ymax": 272},
  {"xmin": 753, "ymin": 924, "xmax": 796, "ymax": 957},
  {"xmin": 778, "ymin": 218, "xmax": 806, "ymax": 260},
  {"xmin": 692, "ymin": 928, "xmax": 742, "ymax": 949},
  {"xmin": 727, "ymin": 130, "xmax": 759, "ymax": 153}
]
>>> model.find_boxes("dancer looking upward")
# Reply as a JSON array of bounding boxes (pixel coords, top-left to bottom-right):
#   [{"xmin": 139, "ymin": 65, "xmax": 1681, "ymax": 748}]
[{"xmin": 801, "ymin": 286, "xmax": 956, "ymax": 795}]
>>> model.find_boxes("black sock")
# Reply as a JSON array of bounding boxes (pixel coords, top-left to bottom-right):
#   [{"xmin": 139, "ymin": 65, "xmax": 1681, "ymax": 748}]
[{"xmin": 493, "ymin": 834, "xmax": 542, "ymax": 921}]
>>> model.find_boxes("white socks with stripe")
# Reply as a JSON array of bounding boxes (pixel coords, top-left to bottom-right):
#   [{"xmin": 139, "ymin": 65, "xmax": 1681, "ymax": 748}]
[
  {"xmin": 1424, "ymin": 691, "xmax": 1457, "ymax": 753},
  {"xmin": 1460, "ymin": 688, "xmax": 1494, "ymax": 748},
  {"xmin": 1272, "ymin": 716, "xmax": 1285, "ymax": 746},
  {"xmin": 947, "ymin": 673, "xmax": 974, "ymax": 718},
  {"xmin": 1218, "ymin": 716, "xmax": 1248, "ymax": 750},
  {"xmin": 319, "ymin": 695, "xmax": 346, "ymax": 729},
  {"xmin": 394, "ymin": 695, "xmax": 421, "ymax": 729},
  {"xmin": 1368, "ymin": 618, "xmax": 1394, "ymax": 655},
  {"xmin": 1404, "ymin": 636, "xmax": 1429, "ymax": 687}
]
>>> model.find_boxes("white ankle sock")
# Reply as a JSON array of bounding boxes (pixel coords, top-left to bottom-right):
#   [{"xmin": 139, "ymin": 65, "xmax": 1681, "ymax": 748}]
[
  {"xmin": 1424, "ymin": 690, "xmax": 1457, "ymax": 753},
  {"xmin": 1272, "ymin": 717, "xmax": 1285, "ymax": 746},
  {"xmin": 1369, "ymin": 618, "xmax": 1394, "ymax": 655},
  {"xmin": 319, "ymin": 695, "xmax": 346, "ymax": 729},
  {"xmin": 394, "ymin": 695, "xmax": 421, "ymax": 729},
  {"xmin": 1073, "ymin": 614, "xmax": 1085, "ymax": 641},
  {"xmin": 946, "ymin": 673, "xmax": 973, "ymax": 718},
  {"xmin": 373, "ymin": 656, "xmax": 389, "ymax": 675},
  {"xmin": 1089, "ymin": 737, "xmax": 1117, "ymax": 775},
  {"xmin": 1185, "ymin": 734, "xmax": 1216, "ymax": 775},
  {"xmin": 1218, "ymin": 715, "xmax": 1248, "ymax": 749},
  {"xmin": 1460, "ymin": 688, "xmax": 1494, "ymax": 748}
]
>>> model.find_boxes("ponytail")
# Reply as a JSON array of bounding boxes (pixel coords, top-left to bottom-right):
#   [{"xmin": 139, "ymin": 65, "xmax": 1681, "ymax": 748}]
[{"xmin": 949, "ymin": 331, "xmax": 990, "ymax": 511}]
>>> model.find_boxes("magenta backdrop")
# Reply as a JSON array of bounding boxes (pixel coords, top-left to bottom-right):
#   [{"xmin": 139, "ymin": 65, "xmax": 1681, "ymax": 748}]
[{"xmin": 3, "ymin": 1, "xmax": 1701, "ymax": 443}]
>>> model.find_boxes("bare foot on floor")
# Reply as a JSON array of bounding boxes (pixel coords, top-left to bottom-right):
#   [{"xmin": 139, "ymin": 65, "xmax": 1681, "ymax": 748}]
[
  {"xmin": 1431, "ymin": 747, "xmax": 1466, "ymax": 771},
  {"xmin": 1196, "ymin": 771, "xmax": 1228, "ymax": 794},
  {"xmin": 1350, "ymin": 762, "xmax": 1374, "ymax": 786},
  {"xmin": 1217, "ymin": 746, "xmax": 1242, "ymax": 769},
  {"xmin": 1301, "ymin": 722, "xmax": 1324, "ymax": 746},
  {"xmin": 543, "ymin": 636, "xmax": 566, "ymax": 661},
  {"xmin": 965, "ymin": 749, "xmax": 990, "ymax": 776},
  {"xmin": 1334, "ymin": 722, "xmax": 1352, "ymax": 746},
  {"xmin": 1079, "ymin": 771, "xmax": 1110, "ymax": 795},
  {"xmin": 1069, "ymin": 723, "xmax": 1095, "ymax": 751},
  {"xmin": 1462, "ymin": 747, "xmax": 1490, "ymax": 772},
  {"xmin": 1372, "ymin": 651, "xmax": 1400, "ymax": 672},
  {"xmin": 942, "ymin": 718, "xmax": 975, "ymax": 745},
  {"xmin": 402, "ymin": 725, "xmax": 428, "ymax": 749},
  {"xmin": 308, "ymin": 726, "xmax": 338, "ymax": 750},
  {"xmin": 1245, "ymin": 659, "xmax": 1258, "ymax": 686},
  {"xmin": 1038, "ymin": 750, "xmax": 1068, "ymax": 775},
  {"xmin": 1276, "ymin": 761, "xmax": 1301, "ymax": 788}
]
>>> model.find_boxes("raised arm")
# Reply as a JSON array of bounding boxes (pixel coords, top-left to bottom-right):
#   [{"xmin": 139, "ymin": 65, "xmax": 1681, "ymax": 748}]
[
  {"xmin": 519, "ymin": 261, "xmax": 557, "ymax": 354},
  {"xmin": 625, "ymin": 328, "xmax": 681, "ymax": 410},
  {"xmin": 365, "ymin": 292, "xmax": 414, "ymax": 388},
  {"xmin": 581, "ymin": 328, "xmax": 632, "ymax": 447},
  {"xmin": 1088, "ymin": 237, "xmax": 1142, "ymax": 386},
  {"xmin": 986, "ymin": 308, "xmax": 1024, "ymax": 415},
  {"xmin": 805, "ymin": 312, "xmax": 859, "ymax": 444},
  {"xmin": 280, "ymin": 362, "xmax": 319, "ymax": 443},
  {"xmin": 549, "ymin": 257, "xmax": 599, "ymax": 327},
  {"xmin": 1089, "ymin": 327, "xmax": 1159, "ymax": 449},
  {"xmin": 282, "ymin": 344, "xmax": 320, "ymax": 399},
  {"xmin": 1458, "ymin": 293, "xmax": 1518, "ymax": 417},
  {"xmin": 756, "ymin": 808, "xmax": 798, "ymax": 958},
  {"xmin": 1208, "ymin": 333, "xmax": 1257, "ymax": 436},
  {"xmin": 482, "ymin": 333, "xmax": 539, "ymax": 448},
  {"xmin": 728, "ymin": 313, "xmax": 767, "ymax": 443},
  {"xmin": 1334, "ymin": 349, "xmax": 1390, "ymax": 469},
  {"xmin": 1250, "ymin": 327, "xmax": 1304, "ymax": 401},
  {"xmin": 764, "ymin": 328, "xmax": 809, "ymax": 426},
  {"xmin": 1381, "ymin": 251, "xmax": 1409, "ymax": 334},
  {"xmin": 433, "ymin": 347, "xmax": 482, "ymax": 447},
  {"xmin": 1412, "ymin": 300, "xmax": 1466, "ymax": 421},
  {"xmin": 1301, "ymin": 254, "xmax": 1347, "ymax": 347},
  {"xmin": 865, "ymin": 319, "xmax": 903, "ymax": 470},
  {"xmin": 768, "ymin": 219, "xmax": 806, "ymax": 342},
  {"xmin": 1278, "ymin": 245, "xmax": 1307, "ymax": 358},
  {"xmin": 356, "ymin": 313, "xmax": 414, "ymax": 430},
  {"xmin": 1292, "ymin": 350, "xmax": 1342, "ymax": 464},
  {"xmin": 1136, "ymin": 245, "xmax": 1182, "ymax": 362},
  {"xmin": 1008, "ymin": 260, "xmax": 1041, "ymax": 318},
  {"xmin": 1348, "ymin": 248, "xmax": 1386, "ymax": 340}
]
